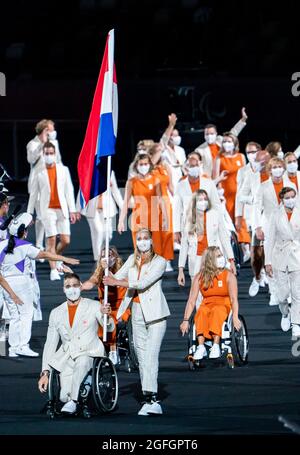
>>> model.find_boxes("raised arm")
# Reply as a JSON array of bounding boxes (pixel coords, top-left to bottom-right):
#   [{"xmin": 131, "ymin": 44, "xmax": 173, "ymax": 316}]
[
  {"xmin": 230, "ymin": 107, "xmax": 248, "ymax": 137},
  {"xmin": 179, "ymin": 272, "xmax": 201, "ymax": 335},
  {"xmin": 160, "ymin": 113, "xmax": 177, "ymax": 148}
]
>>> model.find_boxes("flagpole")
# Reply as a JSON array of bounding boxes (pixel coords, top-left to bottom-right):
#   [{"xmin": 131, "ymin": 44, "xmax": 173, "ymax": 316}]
[{"xmin": 103, "ymin": 155, "xmax": 112, "ymax": 342}]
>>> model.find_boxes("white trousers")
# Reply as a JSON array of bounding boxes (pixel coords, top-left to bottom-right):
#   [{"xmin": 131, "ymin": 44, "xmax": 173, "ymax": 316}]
[
  {"xmin": 59, "ymin": 355, "xmax": 94, "ymax": 402},
  {"xmin": 86, "ymin": 211, "xmax": 113, "ymax": 261},
  {"xmin": 34, "ymin": 200, "xmax": 45, "ymax": 248},
  {"xmin": 3, "ymin": 276, "xmax": 34, "ymax": 349},
  {"xmin": 131, "ymin": 302, "xmax": 166, "ymax": 394},
  {"xmin": 274, "ymin": 269, "xmax": 300, "ymax": 324}
]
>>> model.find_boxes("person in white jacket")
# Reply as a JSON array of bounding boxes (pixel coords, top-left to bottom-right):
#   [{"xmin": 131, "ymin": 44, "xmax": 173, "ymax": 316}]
[
  {"xmin": 26, "ymin": 119, "xmax": 62, "ymax": 250},
  {"xmin": 264, "ymin": 187, "xmax": 300, "ymax": 337},
  {"xmin": 103, "ymin": 228, "xmax": 170, "ymax": 416},
  {"xmin": 27, "ymin": 142, "xmax": 77, "ymax": 281},
  {"xmin": 253, "ymin": 157, "xmax": 297, "ymax": 306},
  {"xmin": 38, "ymin": 272, "xmax": 114, "ymax": 415},
  {"xmin": 194, "ymin": 107, "xmax": 248, "ymax": 177},
  {"xmin": 178, "ymin": 189, "xmax": 235, "ymax": 286},
  {"xmin": 76, "ymin": 171, "xmax": 123, "ymax": 261},
  {"xmin": 284, "ymin": 152, "xmax": 300, "ymax": 190}
]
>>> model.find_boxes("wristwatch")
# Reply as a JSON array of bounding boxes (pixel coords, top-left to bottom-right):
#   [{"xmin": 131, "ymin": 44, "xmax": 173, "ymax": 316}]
[{"xmin": 40, "ymin": 370, "xmax": 50, "ymax": 377}]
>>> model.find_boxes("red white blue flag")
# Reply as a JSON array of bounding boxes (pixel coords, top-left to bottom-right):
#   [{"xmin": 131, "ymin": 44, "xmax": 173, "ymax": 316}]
[{"xmin": 78, "ymin": 29, "xmax": 118, "ymax": 207}]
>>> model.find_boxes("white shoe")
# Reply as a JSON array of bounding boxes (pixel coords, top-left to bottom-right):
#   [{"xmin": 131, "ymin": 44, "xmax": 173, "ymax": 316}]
[
  {"xmin": 259, "ymin": 270, "xmax": 266, "ymax": 287},
  {"xmin": 269, "ymin": 294, "xmax": 279, "ymax": 306},
  {"xmin": 138, "ymin": 403, "xmax": 151, "ymax": 416},
  {"xmin": 15, "ymin": 346, "xmax": 39, "ymax": 357},
  {"xmin": 56, "ymin": 261, "xmax": 64, "ymax": 275},
  {"xmin": 8, "ymin": 348, "xmax": 19, "ymax": 358},
  {"xmin": 147, "ymin": 401, "xmax": 162, "ymax": 415},
  {"xmin": 50, "ymin": 269, "xmax": 61, "ymax": 281},
  {"xmin": 243, "ymin": 251, "xmax": 251, "ymax": 263},
  {"xmin": 61, "ymin": 400, "xmax": 77, "ymax": 414},
  {"xmin": 174, "ymin": 242, "xmax": 181, "ymax": 251},
  {"xmin": 281, "ymin": 313, "xmax": 291, "ymax": 332},
  {"xmin": 209, "ymin": 343, "xmax": 221, "ymax": 359},
  {"xmin": 193, "ymin": 344, "xmax": 207, "ymax": 360},
  {"xmin": 165, "ymin": 261, "xmax": 173, "ymax": 272},
  {"xmin": 108, "ymin": 350, "xmax": 119, "ymax": 365},
  {"xmin": 249, "ymin": 278, "xmax": 260, "ymax": 297},
  {"xmin": 292, "ymin": 324, "xmax": 300, "ymax": 338}
]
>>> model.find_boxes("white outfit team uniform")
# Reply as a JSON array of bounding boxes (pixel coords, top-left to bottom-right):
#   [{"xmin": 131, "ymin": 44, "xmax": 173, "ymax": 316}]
[
  {"xmin": 42, "ymin": 298, "xmax": 114, "ymax": 402},
  {"xmin": 0, "ymin": 238, "xmax": 40, "ymax": 353},
  {"xmin": 27, "ymin": 163, "xmax": 76, "ymax": 238},
  {"xmin": 76, "ymin": 171, "xmax": 123, "ymax": 261},
  {"xmin": 114, "ymin": 254, "xmax": 170, "ymax": 394}
]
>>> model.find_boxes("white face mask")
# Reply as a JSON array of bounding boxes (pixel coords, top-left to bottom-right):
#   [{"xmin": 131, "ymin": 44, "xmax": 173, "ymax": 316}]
[
  {"xmin": 247, "ymin": 153, "xmax": 257, "ymax": 163},
  {"xmin": 216, "ymin": 256, "xmax": 226, "ymax": 269},
  {"xmin": 188, "ymin": 166, "xmax": 200, "ymax": 178},
  {"xmin": 172, "ymin": 136, "xmax": 181, "ymax": 146},
  {"xmin": 48, "ymin": 130, "xmax": 57, "ymax": 141},
  {"xmin": 286, "ymin": 162, "xmax": 298, "ymax": 174},
  {"xmin": 44, "ymin": 154, "xmax": 56, "ymax": 165},
  {"xmin": 196, "ymin": 200, "xmax": 208, "ymax": 211},
  {"xmin": 271, "ymin": 167, "xmax": 284, "ymax": 178},
  {"xmin": 205, "ymin": 133, "xmax": 217, "ymax": 145},
  {"xmin": 136, "ymin": 239, "xmax": 152, "ymax": 253},
  {"xmin": 283, "ymin": 197, "xmax": 296, "ymax": 209},
  {"xmin": 64, "ymin": 286, "xmax": 81, "ymax": 302},
  {"xmin": 222, "ymin": 141, "xmax": 235, "ymax": 153},
  {"xmin": 252, "ymin": 161, "xmax": 262, "ymax": 172},
  {"xmin": 277, "ymin": 150, "xmax": 284, "ymax": 160},
  {"xmin": 137, "ymin": 164, "xmax": 150, "ymax": 176}
]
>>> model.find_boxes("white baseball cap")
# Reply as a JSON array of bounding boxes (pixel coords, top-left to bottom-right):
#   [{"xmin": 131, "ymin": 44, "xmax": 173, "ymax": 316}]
[{"xmin": 8, "ymin": 212, "xmax": 33, "ymax": 236}]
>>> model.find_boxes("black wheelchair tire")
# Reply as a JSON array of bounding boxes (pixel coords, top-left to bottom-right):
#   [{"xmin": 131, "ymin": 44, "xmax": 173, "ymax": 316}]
[
  {"xmin": 92, "ymin": 357, "xmax": 118, "ymax": 413},
  {"xmin": 231, "ymin": 315, "xmax": 249, "ymax": 366},
  {"xmin": 126, "ymin": 317, "xmax": 139, "ymax": 370}
]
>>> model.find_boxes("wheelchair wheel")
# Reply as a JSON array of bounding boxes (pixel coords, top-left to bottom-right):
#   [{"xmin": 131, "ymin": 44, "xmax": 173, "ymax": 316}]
[
  {"xmin": 47, "ymin": 369, "xmax": 61, "ymax": 418},
  {"xmin": 92, "ymin": 357, "xmax": 118, "ymax": 413},
  {"xmin": 126, "ymin": 317, "xmax": 139, "ymax": 370},
  {"xmin": 231, "ymin": 315, "xmax": 249, "ymax": 366}
]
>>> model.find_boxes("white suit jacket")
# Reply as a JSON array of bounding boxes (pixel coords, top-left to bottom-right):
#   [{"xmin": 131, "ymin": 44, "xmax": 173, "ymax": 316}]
[
  {"xmin": 173, "ymin": 175, "xmax": 221, "ymax": 233},
  {"xmin": 265, "ymin": 205, "xmax": 300, "ymax": 271},
  {"xmin": 27, "ymin": 136, "xmax": 62, "ymax": 192},
  {"xmin": 195, "ymin": 119, "xmax": 246, "ymax": 177},
  {"xmin": 285, "ymin": 170, "xmax": 300, "ymax": 189},
  {"xmin": 178, "ymin": 208, "xmax": 234, "ymax": 268},
  {"xmin": 42, "ymin": 298, "xmax": 114, "ymax": 372},
  {"xmin": 253, "ymin": 176, "xmax": 297, "ymax": 231},
  {"xmin": 235, "ymin": 165, "xmax": 260, "ymax": 218},
  {"xmin": 114, "ymin": 254, "xmax": 170, "ymax": 324},
  {"xmin": 27, "ymin": 163, "xmax": 76, "ymax": 219},
  {"xmin": 76, "ymin": 171, "xmax": 123, "ymax": 218}
]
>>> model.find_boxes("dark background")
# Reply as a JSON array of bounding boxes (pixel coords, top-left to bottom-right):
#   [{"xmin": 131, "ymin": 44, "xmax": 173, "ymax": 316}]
[{"xmin": 1, "ymin": 0, "xmax": 300, "ymax": 188}]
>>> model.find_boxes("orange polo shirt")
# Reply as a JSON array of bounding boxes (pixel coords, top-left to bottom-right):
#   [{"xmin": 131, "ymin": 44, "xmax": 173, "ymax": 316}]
[
  {"xmin": 47, "ymin": 165, "xmax": 61, "ymax": 208},
  {"xmin": 197, "ymin": 211, "xmax": 208, "ymax": 256},
  {"xmin": 68, "ymin": 304, "xmax": 78, "ymax": 328},
  {"xmin": 288, "ymin": 175, "xmax": 298, "ymax": 190},
  {"xmin": 189, "ymin": 179, "xmax": 200, "ymax": 193},
  {"xmin": 132, "ymin": 258, "xmax": 145, "ymax": 303},
  {"xmin": 209, "ymin": 143, "xmax": 220, "ymax": 160},
  {"xmin": 260, "ymin": 171, "xmax": 269, "ymax": 183},
  {"xmin": 287, "ymin": 211, "xmax": 293, "ymax": 221},
  {"xmin": 273, "ymin": 180, "xmax": 284, "ymax": 203}
]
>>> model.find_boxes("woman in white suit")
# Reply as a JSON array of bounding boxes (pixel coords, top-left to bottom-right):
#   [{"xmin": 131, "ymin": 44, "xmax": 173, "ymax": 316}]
[
  {"xmin": 103, "ymin": 228, "xmax": 169, "ymax": 416},
  {"xmin": 76, "ymin": 171, "xmax": 123, "ymax": 261},
  {"xmin": 178, "ymin": 189, "xmax": 236, "ymax": 286},
  {"xmin": 265, "ymin": 187, "xmax": 300, "ymax": 337}
]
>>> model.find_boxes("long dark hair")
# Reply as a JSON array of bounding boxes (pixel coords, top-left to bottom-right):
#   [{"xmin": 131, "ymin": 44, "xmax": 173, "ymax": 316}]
[{"xmin": 6, "ymin": 224, "xmax": 26, "ymax": 254}]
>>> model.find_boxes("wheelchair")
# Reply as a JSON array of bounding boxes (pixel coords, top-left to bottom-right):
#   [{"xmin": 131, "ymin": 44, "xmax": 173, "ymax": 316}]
[
  {"xmin": 187, "ymin": 310, "xmax": 249, "ymax": 370},
  {"xmin": 45, "ymin": 356, "xmax": 118, "ymax": 419},
  {"xmin": 116, "ymin": 316, "xmax": 139, "ymax": 373}
]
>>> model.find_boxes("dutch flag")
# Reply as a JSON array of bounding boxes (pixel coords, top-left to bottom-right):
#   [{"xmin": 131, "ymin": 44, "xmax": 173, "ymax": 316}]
[{"xmin": 78, "ymin": 29, "xmax": 118, "ymax": 207}]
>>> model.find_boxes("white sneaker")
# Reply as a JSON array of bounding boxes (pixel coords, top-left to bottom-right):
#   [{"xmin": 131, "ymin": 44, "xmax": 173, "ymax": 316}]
[
  {"xmin": 249, "ymin": 278, "xmax": 260, "ymax": 297},
  {"xmin": 138, "ymin": 403, "xmax": 151, "ymax": 416},
  {"xmin": 56, "ymin": 261, "xmax": 64, "ymax": 275},
  {"xmin": 147, "ymin": 401, "xmax": 162, "ymax": 415},
  {"xmin": 292, "ymin": 324, "xmax": 300, "ymax": 338},
  {"xmin": 193, "ymin": 344, "xmax": 207, "ymax": 360},
  {"xmin": 243, "ymin": 251, "xmax": 251, "ymax": 263},
  {"xmin": 259, "ymin": 270, "xmax": 266, "ymax": 287},
  {"xmin": 61, "ymin": 400, "xmax": 77, "ymax": 414},
  {"xmin": 15, "ymin": 346, "xmax": 39, "ymax": 357},
  {"xmin": 50, "ymin": 269, "xmax": 61, "ymax": 281},
  {"xmin": 8, "ymin": 348, "xmax": 19, "ymax": 357},
  {"xmin": 281, "ymin": 313, "xmax": 291, "ymax": 332},
  {"xmin": 174, "ymin": 242, "xmax": 181, "ymax": 252},
  {"xmin": 165, "ymin": 261, "xmax": 173, "ymax": 272},
  {"xmin": 108, "ymin": 350, "xmax": 119, "ymax": 365},
  {"xmin": 269, "ymin": 294, "xmax": 279, "ymax": 306},
  {"xmin": 209, "ymin": 343, "xmax": 221, "ymax": 359}
]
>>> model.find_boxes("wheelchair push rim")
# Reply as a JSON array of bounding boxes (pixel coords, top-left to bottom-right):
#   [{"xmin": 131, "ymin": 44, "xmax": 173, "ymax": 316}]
[
  {"xmin": 231, "ymin": 315, "xmax": 249, "ymax": 365},
  {"xmin": 92, "ymin": 357, "xmax": 118, "ymax": 413}
]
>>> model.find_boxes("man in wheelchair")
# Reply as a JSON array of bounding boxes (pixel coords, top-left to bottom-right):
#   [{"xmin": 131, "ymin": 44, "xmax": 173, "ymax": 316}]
[
  {"xmin": 38, "ymin": 272, "xmax": 114, "ymax": 414},
  {"xmin": 180, "ymin": 246, "xmax": 242, "ymax": 360}
]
